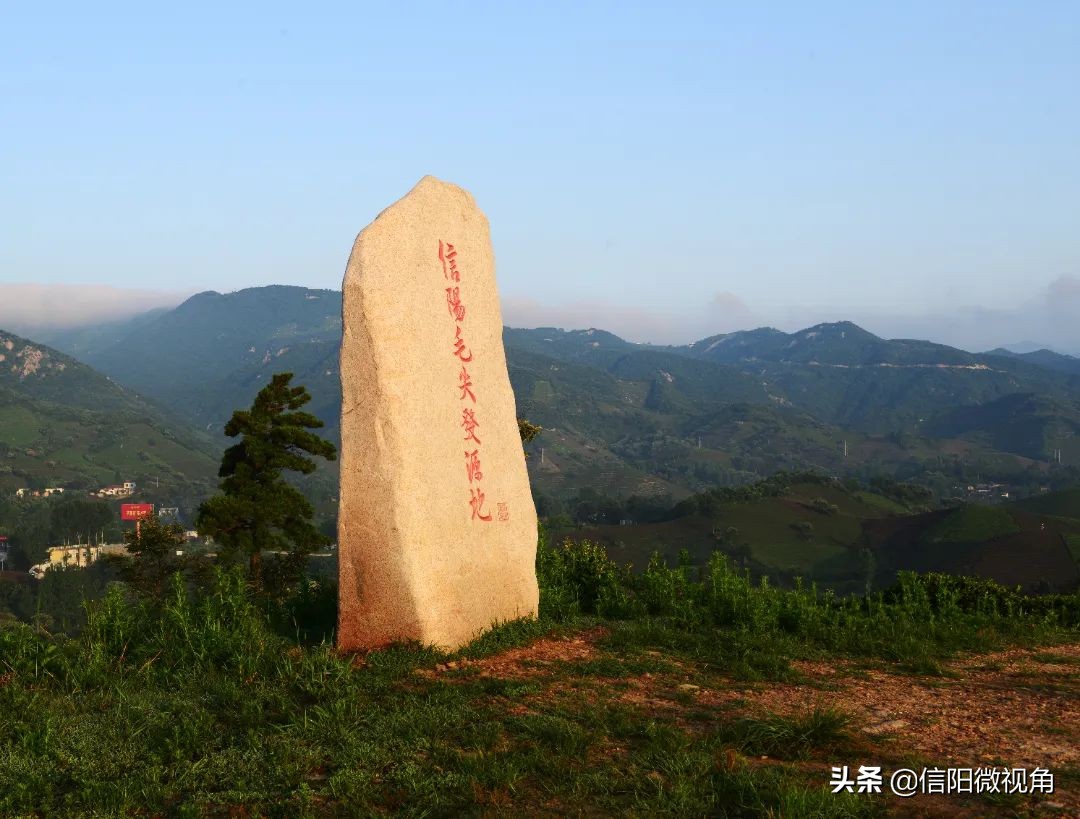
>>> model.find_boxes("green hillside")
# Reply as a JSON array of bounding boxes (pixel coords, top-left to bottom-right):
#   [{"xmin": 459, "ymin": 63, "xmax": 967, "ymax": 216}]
[
  {"xmin": 1010, "ymin": 487, "xmax": 1080, "ymax": 520},
  {"xmin": 985, "ymin": 347, "xmax": 1080, "ymax": 377},
  {"xmin": 502, "ymin": 326, "xmax": 643, "ymax": 368},
  {"xmin": 56, "ymin": 287, "xmax": 344, "ymax": 437},
  {"xmin": 2, "ymin": 329, "xmax": 152, "ymax": 415},
  {"xmin": 922, "ymin": 504, "xmax": 1021, "ymax": 544},
  {"xmin": 509, "ymin": 323, "xmax": 1080, "ymax": 440},
  {"xmin": 30, "ymin": 308, "xmax": 172, "ymax": 361},
  {"xmin": 688, "ymin": 321, "xmax": 977, "ymax": 366},
  {"xmin": 925, "ymin": 392, "xmax": 1080, "ymax": 460},
  {"xmin": 0, "ymin": 330, "xmax": 220, "ymax": 506},
  {"xmin": 563, "ymin": 477, "xmax": 890, "ymax": 584},
  {"xmin": 565, "ymin": 476, "xmax": 1080, "ymax": 595}
]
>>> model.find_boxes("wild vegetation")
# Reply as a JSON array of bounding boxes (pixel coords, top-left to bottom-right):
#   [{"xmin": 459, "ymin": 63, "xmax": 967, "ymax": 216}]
[
  {"xmin": 547, "ymin": 474, "xmax": 1080, "ymax": 597},
  {"xmin": 2, "ymin": 368, "xmax": 1079, "ymax": 814},
  {"xmin": 0, "ymin": 534, "xmax": 1077, "ymax": 816}
]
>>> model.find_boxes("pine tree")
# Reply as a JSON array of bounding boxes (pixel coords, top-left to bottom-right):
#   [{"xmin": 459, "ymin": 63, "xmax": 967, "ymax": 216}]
[
  {"xmin": 121, "ymin": 514, "xmax": 189, "ymax": 595},
  {"xmin": 197, "ymin": 373, "xmax": 337, "ymax": 596}
]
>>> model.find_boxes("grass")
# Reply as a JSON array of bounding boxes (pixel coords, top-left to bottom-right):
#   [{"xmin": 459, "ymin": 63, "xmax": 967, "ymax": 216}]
[
  {"xmin": 852, "ymin": 491, "xmax": 909, "ymax": 515},
  {"xmin": 1067, "ymin": 534, "xmax": 1080, "ymax": 566},
  {"xmin": 751, "ymin": 539, "xmax": 848, "ymax": 575},
  {"xmin": 715, "ymin": 707, "xmax": 854, "ymax": 759},
  {"xmin": 0, "ymin": 537, "xmax": 1077, "ymax": 815},
  {"xmin": 567, "ymin": 479, "xmax": 1080, "ymax": 600},
  {"xmin": 923, "ymin": 504, "xmax": 1021, "ymax": 544},
  {"xmin": 1013, "ymin": 487, "xmax": 1080, "ymax": 519}
]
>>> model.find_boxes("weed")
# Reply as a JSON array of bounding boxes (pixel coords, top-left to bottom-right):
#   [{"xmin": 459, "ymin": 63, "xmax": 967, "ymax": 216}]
[
  {"xmin": 0, "ymin": 538, "xmax": 1073, "ymax": 814},
  {"xmin": 717, "ymin": 707, "xmax": 854, "ymax": 760}
]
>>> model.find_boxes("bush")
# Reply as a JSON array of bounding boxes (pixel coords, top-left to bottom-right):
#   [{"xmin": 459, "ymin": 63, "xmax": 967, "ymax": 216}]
[
  {"xmin": 536, "ymin": 534, "xmax": 639, "ymax": 620},
  {"xmin": 539, "ymin": 542, "xmax": 1080, "ymax": 668},
  {"xmin": 81, "ymin": 568, "xmax": 281, "ymax": 681},
  {"xmin": 270, "ymin": 577, "xmax": 338, "ymax": 644}
]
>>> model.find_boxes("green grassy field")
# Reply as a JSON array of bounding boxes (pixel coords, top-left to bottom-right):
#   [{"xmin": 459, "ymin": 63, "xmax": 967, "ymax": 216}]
[
  {"xmin": 1067, "ymin": 535, "xmax": 1080, "ymax": 566},
  {"xmin": 1, "ymin": 542, "xmax": 1078, "ymax": 816},
  {"xmin": 564, "ymin": 480, "xmax": 1080, "ymax": 597},
  {"xmin": 750, "ymin": 539, "xmax": 847, "ymax": 575},
  {"xmin": 1013, "ymin": 487, "xmax": 1080, "ymax": 520},
  {"xmin": 922, "ymin": 505, "xmax": 1021, "ymax": 544}
]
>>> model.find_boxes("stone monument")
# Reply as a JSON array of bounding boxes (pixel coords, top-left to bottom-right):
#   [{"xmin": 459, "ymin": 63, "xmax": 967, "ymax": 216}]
[{"xmin": 338, "ymin": 176, "xmax": 540, "ymax": 651}]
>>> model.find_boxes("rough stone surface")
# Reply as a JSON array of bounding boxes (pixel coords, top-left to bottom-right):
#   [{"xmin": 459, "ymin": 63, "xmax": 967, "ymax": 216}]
[{"xmin": 338, "ymin": 176, "xmax": 539, "ymax": 652}]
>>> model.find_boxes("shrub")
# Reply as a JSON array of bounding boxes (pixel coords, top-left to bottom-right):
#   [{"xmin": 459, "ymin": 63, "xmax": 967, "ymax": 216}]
[
  {"xmin": 536, "ymin": 536, "xmax": 638, "ymax": 620},
  {"xmin": 81, "ymin": 568, "xmax": 281, "ymax": 680}
]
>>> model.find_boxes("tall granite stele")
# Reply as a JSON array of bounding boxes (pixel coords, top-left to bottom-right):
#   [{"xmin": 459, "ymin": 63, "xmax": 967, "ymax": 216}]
[{"xmin": 338, "ymin": 176, "xmax": 540, "ymax": 652}]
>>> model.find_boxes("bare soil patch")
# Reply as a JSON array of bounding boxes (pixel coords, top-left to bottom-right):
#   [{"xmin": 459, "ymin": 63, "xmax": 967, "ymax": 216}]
[
  {"xmin": 412, "ymin": 627, "xmax": 608, "ymax": 680},
  {"xmin": 701, "ymin": 644, "xmax": 1080, "ymax": 770},
  {"xmin": 690, "ymin": 643, "xmax": 1080, "ymax": 814}
]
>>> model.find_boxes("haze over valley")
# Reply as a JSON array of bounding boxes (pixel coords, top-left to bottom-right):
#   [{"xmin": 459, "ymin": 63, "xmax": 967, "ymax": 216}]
[{"xmin": 3, "ymin": 285, "xmax": 1078, "ymax": 596}]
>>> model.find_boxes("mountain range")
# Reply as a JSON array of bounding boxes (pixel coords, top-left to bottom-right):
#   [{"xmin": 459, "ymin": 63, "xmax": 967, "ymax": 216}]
[{"xmin": 22, "ymin": 285, "xmax": 1080, "ymax": 506}]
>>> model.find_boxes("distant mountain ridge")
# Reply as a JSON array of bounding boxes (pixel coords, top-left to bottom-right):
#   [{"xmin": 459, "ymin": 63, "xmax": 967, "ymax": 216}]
[
  {"xmin": 34, "ymin": 286, "xmax": 1080, "ymax": 500},
  {"xmin": 40, "ymin": 286, "xmax": 344, "ymax": 435},
  {"xmin": 983, "ymin": 347, "xmax": 1080, "ymax": 377},
  {"xmin": 683, "ymin": 321, "xmax": 979, "ymax": 366},
  {"xmin": 510, "ymin": 322, "xmax": 1080, "ymax": 439}
]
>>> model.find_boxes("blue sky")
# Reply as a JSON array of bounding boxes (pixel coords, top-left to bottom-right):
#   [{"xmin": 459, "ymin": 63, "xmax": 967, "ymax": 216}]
[{"xmin": 1, "ymin": 1, "xmax": 1078, "ymax": 349}]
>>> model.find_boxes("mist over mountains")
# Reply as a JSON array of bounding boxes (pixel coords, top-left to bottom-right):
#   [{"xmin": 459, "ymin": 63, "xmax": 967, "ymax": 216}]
[
  {"xmin": 4, "ymin": 283, "xmax": 1080, "ymax": 596},
  {"xmin": 5, "ymin": 277, "xmax": 1079, "ymax": 357},
  {"xmin": 11, "ymin": 285, "xmax": 1078, "ymax": 508}
]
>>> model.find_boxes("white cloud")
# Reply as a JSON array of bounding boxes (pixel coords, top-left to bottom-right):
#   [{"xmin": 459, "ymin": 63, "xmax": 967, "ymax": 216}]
[
  {"xmin": 781, "ymin": 274, "xmax": 1080, "ymax": 354},
  {"xmin": 1046, "ymin": 274, "xmax": 1080, "ymax": 312},
  {"xmin": 0, "ymin": 283, "xmax": 190, "ymax": 332}
]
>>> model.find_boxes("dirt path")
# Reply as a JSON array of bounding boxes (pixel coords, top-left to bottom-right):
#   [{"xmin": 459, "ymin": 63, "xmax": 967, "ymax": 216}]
[
  {"xmin": 436, "ymin": 633, "xmax": 1080, "ymax": 815},
  {"xmin": 696, "ymin": 644, "xmax": 1080, "ymax": 815},
  {"xmin": 706, "ymin": 644, "xmax": 1080, "ymax": 772}
]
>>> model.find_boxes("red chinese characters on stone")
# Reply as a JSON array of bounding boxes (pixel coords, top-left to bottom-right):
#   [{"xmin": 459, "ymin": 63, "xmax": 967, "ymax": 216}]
[
  {"xmin": 452, "ymin": 326, "xmax": 472, "ymax": 362},
  {"xmin": 440, "ymin": 239, "xmax": 493, "ymax": 523},
  {"xmin": 458, "ymin": 365, "xmax": 476, "ymax": 403},
  {"xmin": 462, "ymin": 407, "xmax": 481, "ymax": 444},
  {"xmin": 446, "ymin": 287, "xmax": 466, "ymax": 322},
  {"xmin": 470, "ymin": 487, "xmax": 493, "ymax": 522},
  {"xmin": 464, "ymin": 449, "xmax": 483, "ymax": 483},
  {"xmin": 439, "ymin": 240, "xmax": 460, "ymax": 282}
]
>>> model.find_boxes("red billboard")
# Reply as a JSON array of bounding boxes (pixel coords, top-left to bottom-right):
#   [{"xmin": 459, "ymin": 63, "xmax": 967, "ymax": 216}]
[{"xmin": 121, "ymin": 503, "xmax": 154, "ymax": 521}]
